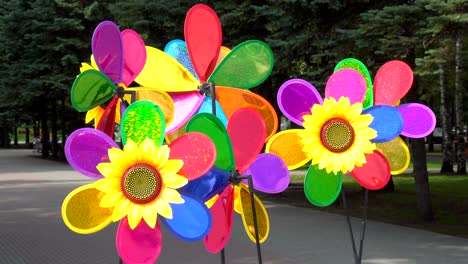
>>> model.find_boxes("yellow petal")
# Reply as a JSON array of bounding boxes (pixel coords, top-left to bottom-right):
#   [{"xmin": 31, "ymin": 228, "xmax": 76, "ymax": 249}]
[
  {"xmin": 85, "ymin": 108, "xmax": 98, "ymax": 124},
  {"xmin": 346, "ymin": 103, "xmax": 362, "ymax": 123},
  {"xmin": 162, "ymin": 188, "xmax": 184, "ymax": 204},
  {"xmin": 123, "ymin": 139, "xmax": 139, "ymax": 164},
  {"xmin": 99, "ymin": 191, "xmax": 124, "ymax": 208},
  {"xmin": 160, "ymin": 159, "xmax": 184, "ymax": 176},
  {"xmin": 142, "ymin": 203, "xmax": 158, "ymax": 228},
  {"xmin": 153, "ymin": 145, "xmax": 170, "ymax": 168},
  {"xmin": 205, "ymin": 194, "xmax": 219, "ymax": 209},
  {"xmin": 140, "ymin": 138, "xmax": 156, "ymax": 164},
  {"xmin": 163, "ymin": 174, "xmax": 188, "ymax": 189},
  {"xmin": 97, "ymin": 163, "xmax": 123, "ymax": 179},
  {"xmin": 155, "ymin": 198, "xmax": 173, "ymax": 219},
  {"xmin": 108, "ymin": 148, "xmax": 131, "ymax": 171},
  {"xmin": 128, "ymin": 203, "xmax": 143, "ymax": 229},
  {"xmin": 94, "ymin": 178, "xmax": 121, "ymax": 192},
  {"xmin": 112, "ymin": 199, "xmax": 131, "ymax": 222}
]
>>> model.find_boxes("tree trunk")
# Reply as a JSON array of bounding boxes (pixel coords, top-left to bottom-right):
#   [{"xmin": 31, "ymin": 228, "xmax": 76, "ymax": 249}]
[
  {"xmin": 454, "ymin": 28, "xmax": 466, "ymax": 174},
  {"xmin": 40, "ymin": 97, "xmax": 50, "ymax": 158},
  {"xmin": 438, "ymin": 56, "xmax": 454, "ymax": 173},
  {"xmin": 25, "ymin": 127, "xmax": 30, "ymax": 144},
  {"xmin": 51, "ymin": 98, "xmax": 58, "ymax": 159},
  {"xmin": 13, "ymin": 126, "xmax": 18, "ymax": 146}
]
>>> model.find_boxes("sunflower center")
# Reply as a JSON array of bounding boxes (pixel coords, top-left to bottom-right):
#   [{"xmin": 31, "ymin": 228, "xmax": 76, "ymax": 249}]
[
  {"xmin": 121, "ymin": 164, "xmax": 162, "ymax": 204},
  {"xmin": 320, "ymin": 118, "xmax": 355, "ymax": 153}
]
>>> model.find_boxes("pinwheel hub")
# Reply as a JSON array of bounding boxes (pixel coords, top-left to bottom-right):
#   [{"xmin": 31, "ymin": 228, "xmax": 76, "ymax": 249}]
[
  {"xmin": 121, "ymin": 163, "xmax": 162, "ymax": 204},
  {"xmin": 229, "ymin": 170, "xmax": 244, "ymax": 185},
  {"xmin": 320, "ymin": 118, "xmax": 355, "ymax": 153}
]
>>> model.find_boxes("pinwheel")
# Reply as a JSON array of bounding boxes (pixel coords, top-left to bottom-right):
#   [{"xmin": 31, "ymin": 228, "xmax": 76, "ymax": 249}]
[
  {"xmin": 72, "ymin": 21, "xmax": 175, "ymax": 137},
  {"xmin": 180, "ymin": 108, "xmax": 290, "ymax": 253},
  {"xmin": 62, "ymin": 101, "xmax": 215, "ymax": 263},
  {"xmin": 267, "ymin": 59, "xmax": 436, "ymax": 206},
  {"xmin": 134, "ymin": 4, "xmax": 278, "ymax": 141}
]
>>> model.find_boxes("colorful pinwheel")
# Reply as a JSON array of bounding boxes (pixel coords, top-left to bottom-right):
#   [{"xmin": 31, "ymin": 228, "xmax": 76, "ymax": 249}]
[
  {"xmin": 72, "ymin": 21, "xmax": 175, "ymax": 137},
  {"xmin": 134, "ymin": 4, "xmax": 278, "ymax": 141},
  {"xmin": 267, "ymin": 59, "xmax": 436, "ymax": 206},
  {"xmin": 180, "ymin": 108, "xmax": 290, "ymax": 253},
  {"xmin": 62, "ymin": 101, "xmax": 215, "ymax": 263}
]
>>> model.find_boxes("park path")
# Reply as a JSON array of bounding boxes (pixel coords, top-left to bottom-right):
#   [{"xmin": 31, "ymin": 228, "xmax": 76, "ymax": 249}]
[{"xmin": 0, "ymin": 148, "xmax": 467, "ymax": 264}]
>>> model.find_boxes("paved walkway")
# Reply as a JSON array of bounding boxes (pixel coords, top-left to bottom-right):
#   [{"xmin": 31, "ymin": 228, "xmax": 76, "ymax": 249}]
[{"xmin": 0, "ymin": 149, "xmax": 467, "ymax": 264}]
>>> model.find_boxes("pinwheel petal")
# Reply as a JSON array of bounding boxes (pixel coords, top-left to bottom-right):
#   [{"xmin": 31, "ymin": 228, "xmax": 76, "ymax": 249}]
[
  {"xmin": 208, "ymin": 40, "xmax": 274, "ymax": 89},
  {"xmin": 215, "ymin": 46, "xmax": 231, "ymax": 67},
  {"xmin": 204, "ymin": 186, "xmax": 234, "ymax": 253},
  {"xmin": 160, "ymin": 194, "xmax": 212, "ymax": 241},
  {"xmin": 216, "ymin": 86, "xmax": 278, "ymax": 141},
  {"xmin": 334, "ymin": 58, "xmax": 373, "ymax": 109},
  {"xmin": 92, "ymin": 21, "xmax": 123, "ymax": 83},
  {"xmin": 116, "ymin": 218, "xmax": 162, "ymax": 264},
  {"xmin": 374, "ymin": 60, "xmax": 413, "ymax": 105},
  {"xmin": 363, "ymin": 105, "xmax": 404, "ymax": 143},
  {"xmin": 277, "ymin": 79, "xmax": 323, "ymax": 126},
  {"xmin": 65, "ymin": 128, "xmax": 118, "ymax": 179},
  {"xmin": 71, "ymin": 70, "xmax": 116, "ymax": 112},
  {"xmin": 197, "ymin": 96, "xmax": 228, "ymax": 126},
  {"xmin": 265, "ymin": 129, "xmax": 311, "ymax": 170},
  {"xmin": 166, "ymin": 92, "xmax": 204, "ymax": 134},
  {"xmin": 186, "ymin": 113, "xmax": 235, "ymax": 172},
  {"xmin": 304, "ymin": 164, "xmax": 342, "ymax": 207},
  {"xmin": 185, "ymin": 4, "xmax": 222, "ymax": 82},
  {"xmin": 132, "ymin": 88, "xmax": 175, "ymax": 127},
  {"xmin": 121, "ymin": 101, "xmax": 166, "ymax": 147},
  {"xmin": 179, "ymin": 166, "xmax": 231, "ymax": 202},
  {"xmin": 168, "ymin": 132, "xmax": 216, "ymax": 180},
  {"xmin": 228, "ymin": 108, "xmax": 266, "ymax": 173},
  {"xmin": 397, "ymin": 103, "xmax": 436, "ymax": 138},
  {"xmin": 96, "ymin": 95, "xmax": 118, "ymax": 138},
  {"xmin": 376, "ymin": 136, "xmax": 410, "ymax": 175},
  {"xmin": 325, "ymin": 68, "xmax": 367, "ymax": 105},
  {"xmin": 164, "ymin": 39, "xmax": 198, "ymax": 80},
  {"xmin": 243, "ymin": 153, "xmax": 290, "ymax": 193},
  {"xmin": 62, "ymin": 184, "xmax": 113, "ymax": 234},
  {"xmin": 350, "ymin": 151, "xmax": 391, "ymax": 190},
  {"xmin": 238, "ymin": 183, "xmax": 270, "ymax": 244},
  {"xmin": 121, "ymin": 29, "xmax": 147, "ymax": 86}
]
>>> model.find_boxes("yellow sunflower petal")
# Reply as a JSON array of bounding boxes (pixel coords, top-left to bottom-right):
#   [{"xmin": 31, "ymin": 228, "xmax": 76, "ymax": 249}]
[
  {"xmin": 128, "ymin": 203, "xmax": 144, "ymax": 229},
  {"xmin": 112, "ymin": 199, "xmax": 131, "ymax": 222},
  {"xmin": 123, "ymin": 139, "xmax": 140, "ymax": 164},
  {"xmin": 85, "ymin": 108, "xmax": 98, "ymax": 124},
  {"xmin": 346, "ymin": 103, "xmax": 362, "ymax": 122},
  {"xmin": 99, "ymin": 191, "xmax": 125, "ymax": 208},
  {"xmin": 108, "ymin": 148, "xmax": 132, "ymax": 171},
  {"xmin": 163, "ymin": 174, "xmax": 188, "ymax": 189},
  {"xmin": 160, "ymin": 159, "xmax": 184, "ymax": 176},
  {"xmin": 142, "ymin": 203, "xmax": 158, "ymax": 229},
  {"xmin": 96, "ymin": 163, "xmax": 123, "ymax": 179},
  {"xmin": 153, "ymin": 145, "xmax": 170, "ymax": 168},
  {"xmin": 155, "ymin": 198, "xmax": 173, "ymax": 219},
  {"xmin": 162, "ymin": 188, "xmax": 184, "ymax": 204},
  {"xmin": 94, "ymin": 178, "xmax": 121, "ymax": 192},
  {"xmin": 140, "ymin": 138, "xmax": 156, "ymax": 164}
]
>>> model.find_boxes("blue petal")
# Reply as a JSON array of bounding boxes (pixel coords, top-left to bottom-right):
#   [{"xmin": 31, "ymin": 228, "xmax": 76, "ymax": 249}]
[
  {"xmin": 363, "ymin": 105, "xmax": 403, "ymax": 143},
  {"xmin": 197, "ymin": 97, "xmax": 228, "ymax": 126},
  {"xmin": 164, "ymin": 39, "xmax": 198, "ymax": 80},
  {"xmin": 160, "ymin": 194, "xmax": 212, "ymax": 242},
  {"xmin": 179, "ymin": 166, "xmax": 230, "ymax": 202}
]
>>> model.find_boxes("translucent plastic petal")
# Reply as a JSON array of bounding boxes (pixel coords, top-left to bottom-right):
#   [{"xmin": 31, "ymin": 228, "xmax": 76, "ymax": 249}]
[
  {"xmin": 121, "ymin": 29, "xmax": 147, "ymax": 86},
  {"xmin": 71, "ymin": 70, "xmax": 116, "ymax": 112},
  {"xmin": 334, "ymin": 58, "xmax": 373, "ymax": 109},
  {"xmin": 96, "ymin": 95, "xmax": 118, "ymax": 138},
  {"xmin": 121, "ymin": 101, "xmax": 166, "ymax": 147},
  {"xmin": 62, "ymin": 184, "xmax": 113, "ymax": 234},
  {"xmin": 179, "ymin": 166, "xmax": 231, "ymax": 202},
  {"xmin": 65, "ymin": 128, "xmax": 118, "ymax": 179},
  {"xmin": 227, "ymin": 108, "xmax": 266, "ymax": 173},
  {"xmin": 325, "ymin": 68, "xmax": 366, "ymax": 104},
  {"xmin": 116, "ymin": 218, "xmax": 162, "ymax": 264},
  {"xmin": 238, "ymin": 183, "xmax": 269, "ymax": 243},
  {"xmin": 350, "ymin": 151, "xmax": 391, "ymax": 190},
  {"xmin": 134, "ymin": 46, "xmax": 199, "ymax": 91},
  {"xmin": 397, "ymin": 103, "xmax": 436, "ymax": 138},
  {"xmin": 216, "ymin": 86, "xmax": 278, "ymax": 141},
  {"xmin": 92, "ymin": 21, "xmax": 123, "ymax": 83},
  {"xmin": 376, "ymin": 136, "xmax": 410, "ymax": 175},
  {"xmin": 277, "ymin": 79, "xmax": 322, "ymax": 126},
  {"xmin": 166, "ymin": 92, "xmax": 204, "ymax": 134},
  {"xmin": 363, "ymin": 105, "xmax": 404, "ymax": 143},
  {"xmin": 243, "ymin": 153, "xmax": 289, "ymax": 193},
  {"xmin": 374, "ymin": 60, "xmax": 413, "ymax": 105},
  {"xmin": 208, "ymin": 40, "xmax": 274, "ymax": 89},
  {"xmin": 215, "ymin": 46, "xmax": 231, "ymax": 67},
  {"xmin": 160, "ymin": 194, "xmax": 212, "ymax": 241},
  {"xmin": 304, "ymin": 164, "xmax": 342, "ymax": 207},
  {"xmin": 132, "ymin": 88, "xmax": 175, "ymax": 126},
  {"xmin": 164, "ymin": 39, "xmax": 198, "ymax": 80},
  {"xmin": 185, "ymin": 4, "xmax": 222, "ymax": 82},
  {"xmin": 186, "ymin": 113, "xmax": 235, "ymax": 172},
  {"xmin": 265, "ymin": 129, "xmax": 311, "ymax": 170},
  {"xmin": 168, "ymin": 132, "xmax": 216, "ymax": 180},
  {"xmin": 204, "ymin": 185, "xmax": 234, "ymax": 253},
  {"xmin": 197, "ymin": 96, "xmax": 228, "ymax": 126}
]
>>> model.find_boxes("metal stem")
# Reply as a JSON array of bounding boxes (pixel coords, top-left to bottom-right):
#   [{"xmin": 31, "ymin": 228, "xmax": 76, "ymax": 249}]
[
  {"xmin": 341, "ymin": 188, "xmax": 359, "ymax": 264},
  {"xmin": 244, "ymin": 175, "xmax": 263, "ymax": 264},
  {"xmin": 358, "ymin": 189, "xmax": 369, "ymax": 261},
  {"xmin": 220, "ymin": 248, "xmax": 226, "ymax": 264},
  {"xmin": 119, "ymin": 257, "xmax": 123, "ymax": 264}
]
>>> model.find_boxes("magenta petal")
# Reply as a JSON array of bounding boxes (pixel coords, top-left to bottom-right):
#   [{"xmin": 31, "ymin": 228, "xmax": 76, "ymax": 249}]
[
  {"xmin": 166, "ymin": 92, "xmax": 204, "ymax": 134},
  {"xmin": 122, "ymin": 29, "xmax": 147, "ymax": 86},
  {"xmin": 325, "ymin": 69, "xmax": 367, "ymax": 104},
  {"xmin": 351, "ymin": 151, "xmax": 391, "ymax": 190},
  {"xmin": 116, "ymin": 218, "xmax": 162, "ymax": 264},
  {"xmin": 277, "ymin": 79, "xmax": 323, "ymax": 126},
  {"xmin": 64, "ymin": 128, "xmax": 119, "ymax": 179},
  {"xmin": 204, "ymin": 186, "xmax": 234, "ymax": 253},
  {"xmin": 243, "ymin": 153, "xmax": 290, "ymax": 194},
  {"xmin": 397, "ymin": 103, "xmax": 436, "ymax": 138},
  {"xmin": 92, "ymin": 21, "xmax": 123, "ymax": 83}
]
